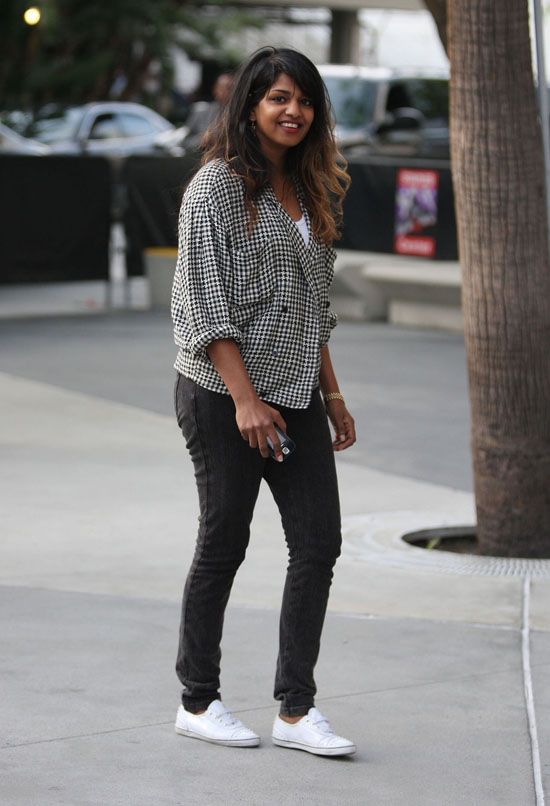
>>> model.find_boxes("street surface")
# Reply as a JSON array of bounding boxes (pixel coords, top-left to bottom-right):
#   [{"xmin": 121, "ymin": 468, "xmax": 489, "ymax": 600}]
[{"xmin": 0, "ymin": 313, "xmax": 472, "ymax": 490}]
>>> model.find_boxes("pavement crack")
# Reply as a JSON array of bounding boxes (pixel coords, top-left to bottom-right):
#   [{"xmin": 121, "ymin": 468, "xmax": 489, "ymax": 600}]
[
  {"xmin": 313, "ymin": 664, "xmax": 526, "ymax": 702},
  {"xmin": 1, "ymin": 720, "xmax": 174, "ymax": 750},
  {"xmin": 4, "ymin": 662, "xmax": 531, "ymax": 751}
]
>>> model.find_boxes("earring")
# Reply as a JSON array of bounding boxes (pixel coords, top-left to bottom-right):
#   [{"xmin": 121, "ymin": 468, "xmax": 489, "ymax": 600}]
[{"xmin": 250, "ymin": 120, "xmax": 256, "ymax": 133}]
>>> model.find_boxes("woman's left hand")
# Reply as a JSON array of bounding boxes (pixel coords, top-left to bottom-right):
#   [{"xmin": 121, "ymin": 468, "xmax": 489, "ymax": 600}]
[{"xmin": 325, "ymin": 399, "xmax": 356, "ymax": 451}]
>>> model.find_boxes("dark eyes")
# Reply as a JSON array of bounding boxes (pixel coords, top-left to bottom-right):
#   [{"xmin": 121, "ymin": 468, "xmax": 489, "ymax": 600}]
[{"xmin": 270, "ymin": 95, "xmax": 313, "ymax": 107}]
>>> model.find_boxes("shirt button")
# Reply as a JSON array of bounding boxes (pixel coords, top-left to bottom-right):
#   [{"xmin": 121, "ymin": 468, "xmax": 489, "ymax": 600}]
[
  {"xmin": 281, "ymin": 305, "xmax": 288, "ymax": 313},
  {"xmin": 272, "ymin": 349, "xmax": 279, "ymax": 357},
  {"xmin": 325, "ymin": 301, "xmax": 330, "ymax": 308}
]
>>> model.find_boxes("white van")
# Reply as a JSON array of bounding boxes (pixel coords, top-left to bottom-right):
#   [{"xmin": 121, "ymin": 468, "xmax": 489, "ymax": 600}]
[{"xmin": 318, "ymin": 64, "xmax": 450, "ymax": 159}]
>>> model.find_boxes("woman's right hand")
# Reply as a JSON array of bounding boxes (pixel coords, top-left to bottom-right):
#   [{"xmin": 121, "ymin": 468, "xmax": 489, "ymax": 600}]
[
  {"xmin": 235, "ymin": 399, "xmax": 287, "ymax": 461},
  {"xmin": 204, "ymin": 339, "xmax": 287, "ymax": 460}
]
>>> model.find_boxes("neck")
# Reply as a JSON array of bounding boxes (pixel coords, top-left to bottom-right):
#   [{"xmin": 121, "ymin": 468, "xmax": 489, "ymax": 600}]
[
  {"xmin": 268, "ymin": 156, "xmax": 290, "ymax": 189},
  {"xmin": 258, "ymin": 141, "xmax": 287, "ymax": 177}
]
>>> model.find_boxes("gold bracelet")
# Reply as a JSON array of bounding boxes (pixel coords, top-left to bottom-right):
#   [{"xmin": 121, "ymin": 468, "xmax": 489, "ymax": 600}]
[{"xmin": 324, "ymin": 392, "xmax": 345, "ymax": 405}]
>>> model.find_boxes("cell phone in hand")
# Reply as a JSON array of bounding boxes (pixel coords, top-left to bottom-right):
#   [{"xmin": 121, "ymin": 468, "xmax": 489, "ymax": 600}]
[{"xmin": 266, "ymin": 425, "xmax": 296, "ymax": 461}]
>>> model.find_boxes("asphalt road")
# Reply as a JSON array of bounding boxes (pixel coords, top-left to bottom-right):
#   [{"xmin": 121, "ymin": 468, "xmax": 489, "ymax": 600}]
[{"xmin": 0, "ymin": 311, "xmax": 472, "ymax": 490}]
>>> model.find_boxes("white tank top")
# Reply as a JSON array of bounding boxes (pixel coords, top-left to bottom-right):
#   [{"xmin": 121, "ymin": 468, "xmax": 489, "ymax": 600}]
[{"xmin": 294, "ymin": 215, "xmax": 309, "ymax": 247}]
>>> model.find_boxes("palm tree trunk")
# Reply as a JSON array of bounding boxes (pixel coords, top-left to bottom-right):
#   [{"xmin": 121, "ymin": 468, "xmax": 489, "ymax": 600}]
[{"xmin": 449, "ymin": 0, "xmax": 550, "ymax": 557}]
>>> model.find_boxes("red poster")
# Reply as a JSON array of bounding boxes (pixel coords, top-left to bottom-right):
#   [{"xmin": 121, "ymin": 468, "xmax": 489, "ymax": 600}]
[{"xmin": 394, "ymin": 169, "xmax": 439, "ymax": 257}]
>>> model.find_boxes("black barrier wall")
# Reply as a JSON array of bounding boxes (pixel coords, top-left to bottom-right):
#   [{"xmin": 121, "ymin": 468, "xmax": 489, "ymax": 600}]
[
  {"xmin": 122, "ymin": 155, "xmax": 457, "ymax": 268},
  {"xmin": 0, "ymin": 156, "xmax": 111, "ymax": 283},
  {"xmin": 122, "ymin": 154, "xmax": 199, "ymax": 276},
  {"xmin": 0, "ymin": 153, "xmax": 457, "ymax": 285},
  {"xmin": 340, "ymin": 158, "xmax": 457, "ymax": 260}
]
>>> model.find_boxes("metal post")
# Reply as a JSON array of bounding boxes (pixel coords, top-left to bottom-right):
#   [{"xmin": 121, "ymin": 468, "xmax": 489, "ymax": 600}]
[
  {"xmin": 107, "ymin": 221, "xmax": 129, "ymax": 310},
  {"xmin": 533, "ymin": 0, "xmax": 550, "ymax": 256}
]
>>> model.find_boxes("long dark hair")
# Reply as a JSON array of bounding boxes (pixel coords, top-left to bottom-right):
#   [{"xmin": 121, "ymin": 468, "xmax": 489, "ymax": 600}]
[{"xmin": 202, "ymin": 47, "xmax": 350, "ymax": 245}]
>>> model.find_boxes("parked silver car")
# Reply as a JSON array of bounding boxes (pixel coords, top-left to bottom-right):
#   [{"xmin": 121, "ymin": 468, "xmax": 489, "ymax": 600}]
[
  {"xmin": 24, "ymin": 101, "xmax": 181, "ymax": 157},
  {"xmin": 0, "ymin": 121, "xmax": 49, "ymax": 155}
]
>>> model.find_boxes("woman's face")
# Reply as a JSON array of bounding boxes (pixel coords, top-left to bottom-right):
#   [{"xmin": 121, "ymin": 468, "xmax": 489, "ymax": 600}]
[{"xmin": 249, "ymin": 72, "xmax": 314, "ymax": 159}]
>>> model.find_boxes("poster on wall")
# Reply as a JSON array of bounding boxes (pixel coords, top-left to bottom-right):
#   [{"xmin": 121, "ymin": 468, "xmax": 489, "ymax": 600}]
[{"xmin": 394, "ymin": 168, "xmax": 439, "ymax": 257}]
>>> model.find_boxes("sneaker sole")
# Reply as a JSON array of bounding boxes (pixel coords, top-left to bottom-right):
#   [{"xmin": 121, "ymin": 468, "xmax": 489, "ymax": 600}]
[
  {"xmin": 175, "ymin": 725, "xmax": 260, "ymax": 747},
  {"xmin": 272, "ymin": 737, "xmax": 356, "ymax": 756}
]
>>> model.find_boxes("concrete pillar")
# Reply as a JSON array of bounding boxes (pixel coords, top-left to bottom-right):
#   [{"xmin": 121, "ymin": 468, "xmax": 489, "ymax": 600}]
[{"xmin": 330, "ymin": 9, "xmax": 360, "ymax": 64}]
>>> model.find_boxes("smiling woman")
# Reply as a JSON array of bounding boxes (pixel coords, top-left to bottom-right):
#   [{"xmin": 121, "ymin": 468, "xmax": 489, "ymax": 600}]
[
  {"xmin": 203, "ymin": 47, "xmax": 349, "ymax": 242},
  {"xmin": 171, "ymin": 47, "xmax": 356, "ymax": 757},
  {"xmin": 249, "ymin": 74, "xmax": 315, "ymax": 159}
]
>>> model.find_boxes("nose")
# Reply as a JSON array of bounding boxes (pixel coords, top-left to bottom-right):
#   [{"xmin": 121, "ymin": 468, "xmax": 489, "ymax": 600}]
[{"xmin": 285, "ymin": 96, "xmax": 301, "ymax": 117}]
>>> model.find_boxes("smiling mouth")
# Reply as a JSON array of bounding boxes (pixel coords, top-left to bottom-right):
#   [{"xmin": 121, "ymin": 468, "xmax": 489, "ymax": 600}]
[{"xmin": 279, "ymin": 122, "xmax": 300, "ymax": 129}]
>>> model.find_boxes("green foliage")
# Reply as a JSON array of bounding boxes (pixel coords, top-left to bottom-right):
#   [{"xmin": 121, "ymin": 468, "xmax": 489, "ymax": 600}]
[{"xmin": 0, "ymin": 0, "xmax": 262, "ymax": 110}]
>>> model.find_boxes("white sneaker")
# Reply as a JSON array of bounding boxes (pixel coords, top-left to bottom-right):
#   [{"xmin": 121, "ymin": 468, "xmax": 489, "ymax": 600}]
[
  {"xmin": 272, "ymin": 707, "xmax": 356, "ymax": 756},
  {"xmin": 175, "ymin": 700, "xmax": 260, "ymax": 747}
]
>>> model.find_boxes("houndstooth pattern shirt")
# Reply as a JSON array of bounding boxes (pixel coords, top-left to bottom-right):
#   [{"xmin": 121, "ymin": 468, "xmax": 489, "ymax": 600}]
[{"xmin": 171, "ymin": 159, "xmax": 338, "ymax": 409}]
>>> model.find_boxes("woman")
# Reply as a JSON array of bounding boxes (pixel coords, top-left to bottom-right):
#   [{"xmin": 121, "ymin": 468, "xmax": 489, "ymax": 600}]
[{"xmin": 172, "ymin": 47, "xmax": 356, "ymax": 756}]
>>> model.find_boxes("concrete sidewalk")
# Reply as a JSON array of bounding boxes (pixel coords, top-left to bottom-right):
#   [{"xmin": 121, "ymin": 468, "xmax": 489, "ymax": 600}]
[{"xmin": 1, "ymin": 312, "xmax": 549, "ymax": 805}]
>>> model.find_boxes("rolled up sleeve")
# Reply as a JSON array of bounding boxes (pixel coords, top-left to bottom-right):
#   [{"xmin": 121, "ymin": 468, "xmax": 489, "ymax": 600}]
[
  {"xmin": 329, "ymin": 307, "xmax": 339, "ymax": 330},
  {"xmin": 172, "ymin": 195, "xmax": 243, "ymax": 357}
]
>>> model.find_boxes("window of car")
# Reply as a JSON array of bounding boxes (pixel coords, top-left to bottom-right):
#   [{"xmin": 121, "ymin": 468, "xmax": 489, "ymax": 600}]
[
  {"xmin": 118, "ymin": 112, "xmax": 159, "ymax": 137},
  {"xmin": 322, "ymin": 76, "xmax": 378, "ymax": 131},
  {"xmin": 388, "ymin": 79, "xmax": 449, "ymax": 122},
  {"xmin": 88, "ymin": 113, "xmax": 125, "ymax": 140}
]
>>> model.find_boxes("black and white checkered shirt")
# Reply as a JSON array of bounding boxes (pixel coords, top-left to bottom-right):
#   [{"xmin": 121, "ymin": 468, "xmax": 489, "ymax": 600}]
[{"xmin": 171, "ymin": 159, "xmax": 338, "ymax": 409}]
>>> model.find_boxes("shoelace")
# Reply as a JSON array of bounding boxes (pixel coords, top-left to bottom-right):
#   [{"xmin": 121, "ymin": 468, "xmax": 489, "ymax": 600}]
[
  {"xmin": 210, "ymin": 707, "xmax": 239, "ymax": 726},
  {"xmin": 310, "ymin": 714, "xmax": 333, "ymax": 734}
]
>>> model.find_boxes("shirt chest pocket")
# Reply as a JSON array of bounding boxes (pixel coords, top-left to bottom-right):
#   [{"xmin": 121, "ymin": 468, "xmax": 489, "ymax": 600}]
[{"xmin": 228, "ymin": 242, "xmax": 277, "ymax": 307}]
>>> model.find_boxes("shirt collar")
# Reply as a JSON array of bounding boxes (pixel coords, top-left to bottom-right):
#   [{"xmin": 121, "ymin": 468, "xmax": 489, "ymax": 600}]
[{"xmin": 264, "ymin": 175, "xmax": 309, "ymax": 223}]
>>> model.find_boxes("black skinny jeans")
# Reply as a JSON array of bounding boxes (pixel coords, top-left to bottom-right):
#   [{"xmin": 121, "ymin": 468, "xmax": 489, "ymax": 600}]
[{"xmin": 174, "ymin": 374, "xmax": 342, "ymax": 716}]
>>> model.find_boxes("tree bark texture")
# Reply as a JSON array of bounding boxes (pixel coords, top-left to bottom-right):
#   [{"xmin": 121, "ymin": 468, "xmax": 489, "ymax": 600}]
[{"xmin": 449, "ymin": 0, "xmax": 550, "ymax": 557}]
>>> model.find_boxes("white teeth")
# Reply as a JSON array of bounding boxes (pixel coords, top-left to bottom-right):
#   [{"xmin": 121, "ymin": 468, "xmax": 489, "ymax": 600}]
[{"xmin": 280, "ymin": 122, "xmax": 299, "ymax": 129}]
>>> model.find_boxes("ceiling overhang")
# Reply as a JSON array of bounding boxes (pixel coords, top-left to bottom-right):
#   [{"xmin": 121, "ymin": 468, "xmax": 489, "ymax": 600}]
[{"xmin": 234, "ymin": 1, "xmax": 424, "ymax": 10}]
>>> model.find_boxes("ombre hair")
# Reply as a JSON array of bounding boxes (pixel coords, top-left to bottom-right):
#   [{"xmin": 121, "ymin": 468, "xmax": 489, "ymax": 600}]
[{"xmin": 201, "ymin": 47, "xmax": 350, "ymax": 245}]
